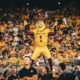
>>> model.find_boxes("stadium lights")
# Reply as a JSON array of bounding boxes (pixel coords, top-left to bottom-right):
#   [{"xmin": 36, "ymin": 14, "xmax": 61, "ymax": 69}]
[
  {"xmin": 58, "ymin": 2, "xmax": 61, "ymax": 5},
  {"xmin": 26, "ymin": 2, "xmax": 29, "ymax": 6}
]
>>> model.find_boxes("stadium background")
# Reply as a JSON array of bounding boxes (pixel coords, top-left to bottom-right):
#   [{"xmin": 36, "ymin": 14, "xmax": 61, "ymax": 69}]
[
  {"xmin": 0, "ymin": 0, "xmax": 80, "ymax": 80},
  {"xmin": 0, "ymin": 0, "xmax": 80, "ymax": 9}
]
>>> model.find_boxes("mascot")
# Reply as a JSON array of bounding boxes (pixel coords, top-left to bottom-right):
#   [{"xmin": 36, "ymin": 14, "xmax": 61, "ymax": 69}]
[{"xmin": 27, "ymin": 21, "xmax": 55, "ymax": 70}]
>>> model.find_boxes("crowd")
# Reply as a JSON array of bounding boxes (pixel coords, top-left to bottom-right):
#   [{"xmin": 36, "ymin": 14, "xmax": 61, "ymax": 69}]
[{"xmin": 0, "ymin": 6, "xmax": 80, "ymax": 80}]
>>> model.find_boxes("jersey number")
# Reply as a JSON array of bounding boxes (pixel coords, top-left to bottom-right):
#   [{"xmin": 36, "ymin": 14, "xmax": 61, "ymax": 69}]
[{"xmin": 40, "ymin": 36, "xmax": 42, "ymax": 42}]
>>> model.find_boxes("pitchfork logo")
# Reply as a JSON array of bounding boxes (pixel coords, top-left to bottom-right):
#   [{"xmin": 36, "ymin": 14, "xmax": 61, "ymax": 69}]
[{"xmin": 30, "ymin": 70, "xmax": 33, "ymax": 73}]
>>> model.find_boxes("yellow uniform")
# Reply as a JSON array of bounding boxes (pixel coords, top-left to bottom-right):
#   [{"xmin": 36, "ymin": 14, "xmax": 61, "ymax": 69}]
[
  {"xmin": 0, "ymin": 25, "xmax": 5, "ymax": 33},
  {"xmin": 33, "ymin": 29, "xmax": 50, "ymax": 47},
  {"xmin": 18, "ymin": 59, "xmax": 24, "ymax": 66},
  {"xmin": 32, "ymin": 29, "xmax": 51, "ymax": 60},
  {"xmin": 0, "ymin": 41, "xmax": 5, "ymax": 47},
  {"xmin": 24, "ymin": 20, "xmax": 28, "ymax": 26},
  {"xmin": 9, "ymin": 57, "xmax": 18, "ymax": 64}
]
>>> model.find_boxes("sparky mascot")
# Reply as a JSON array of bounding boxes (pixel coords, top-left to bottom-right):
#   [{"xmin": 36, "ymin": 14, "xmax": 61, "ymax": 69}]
[{"xmin": 27, "ymin": 21, "xmax": 55, "ymax": 70}]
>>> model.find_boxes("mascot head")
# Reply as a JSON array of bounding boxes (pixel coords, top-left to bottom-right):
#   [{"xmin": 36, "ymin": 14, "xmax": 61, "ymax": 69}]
[{"xmin": 36, "ymin": 21, "xmax": 45, "ymax": 31}]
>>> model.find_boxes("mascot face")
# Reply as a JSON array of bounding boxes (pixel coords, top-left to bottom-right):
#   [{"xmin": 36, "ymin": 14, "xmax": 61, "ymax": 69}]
[{"xmin": 36, "ymin": 21, "xmax": 45, "ymax": 31}]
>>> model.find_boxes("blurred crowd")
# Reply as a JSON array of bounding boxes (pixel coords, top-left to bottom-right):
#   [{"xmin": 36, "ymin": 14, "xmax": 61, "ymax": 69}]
[{"xmin": 0, "ymin": 6, "xmax": 80, "ymax": 80}]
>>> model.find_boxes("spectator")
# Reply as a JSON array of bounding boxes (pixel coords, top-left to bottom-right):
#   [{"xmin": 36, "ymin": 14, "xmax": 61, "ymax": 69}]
[
  {"xmin": 8, "ymin": 65, "xmax": 18, "ymax": 80},
  {"xmin": 53, "ymin": 63, "xmax": 76, "ymax": 80},
  {"xmin": 18, "ymin": 56, "xmax": 38, "ymax": 80},
  {"xmin": 0, "ymin": 73, "xmax": 4, "ymax": 80},
  {"xmin": 36, "ymin": 61, "xmax": 55, "ymax": 80},
  {"xmin": 76, "ymin": 62, "xmax": 80, "ymax": 80},
  {"xmin": 3, "ymin": 70, "xmax": 9, "ymax": 80},
  {"xmin": 2, "ymin": 63, "xmax": 12, "ymax": 80},
  {"xmin": 9, "ymin": 51, "xmax": 18, "ymax": 64}
]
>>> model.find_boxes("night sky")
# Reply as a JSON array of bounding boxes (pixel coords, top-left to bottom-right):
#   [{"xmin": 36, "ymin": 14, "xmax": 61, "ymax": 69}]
[{"xmin": 0, "ymin": 0, "xmax": 80, "ymax": 9}]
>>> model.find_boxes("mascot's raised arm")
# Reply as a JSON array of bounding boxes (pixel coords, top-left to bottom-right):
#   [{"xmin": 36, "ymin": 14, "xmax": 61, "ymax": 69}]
[{"xmin": 26, "ymin": 21, "xmax": 55, "ymax": 70}]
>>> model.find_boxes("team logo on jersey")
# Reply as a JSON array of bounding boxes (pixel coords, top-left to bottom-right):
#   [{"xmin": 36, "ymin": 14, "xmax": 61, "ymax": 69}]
[
  {"xmin": 36, "ymin": 33, "xmax": 45, "ymax": 35},
  {"xmin": 30, "ymin": 70, "xmax": 33, "ymax": 73}
]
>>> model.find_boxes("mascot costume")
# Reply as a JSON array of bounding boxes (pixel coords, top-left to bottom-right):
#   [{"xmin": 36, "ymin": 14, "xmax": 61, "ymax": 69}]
[{"xmin": 27, "ymin": 21, "xmax": 55, "ymax": 70}]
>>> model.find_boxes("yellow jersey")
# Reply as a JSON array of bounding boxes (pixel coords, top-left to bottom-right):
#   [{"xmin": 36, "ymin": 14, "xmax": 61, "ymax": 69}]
[
  {"xmin": 0, "ymin": 41, "xmax": 5, "ymax": 47},
  {"xmin": 9, "ymin": 57, "xmax": 18, "ymax": 63},
  {"xmin": 33, "ymin": 29, "xmax": 50, "ymax": 47},
  {"xmin": 0, "ymin": 25, "xmax": 5, "ymax": 33}
]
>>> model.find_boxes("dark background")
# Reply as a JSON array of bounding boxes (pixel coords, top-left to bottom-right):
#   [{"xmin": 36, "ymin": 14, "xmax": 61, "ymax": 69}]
[{"xmin": 0, "ymin": 0, "xmax": 80, "ymax": 9}]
